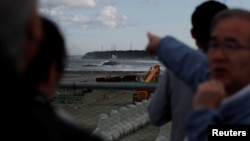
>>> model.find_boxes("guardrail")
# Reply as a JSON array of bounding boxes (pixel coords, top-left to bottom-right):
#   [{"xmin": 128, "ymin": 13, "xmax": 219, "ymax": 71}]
[{"xmin": 58, "ymin": 82, "xmax": 157, "ymax": 90}]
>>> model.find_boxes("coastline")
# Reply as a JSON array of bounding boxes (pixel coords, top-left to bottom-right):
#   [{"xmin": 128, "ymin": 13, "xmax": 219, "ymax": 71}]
[
  {"xmin": 63, "ymin": 70, "xmax": 148, "ymax": 75},
  {"xmin": 62, "ymin": 70, "xmax": 148, "ymax": 83}
]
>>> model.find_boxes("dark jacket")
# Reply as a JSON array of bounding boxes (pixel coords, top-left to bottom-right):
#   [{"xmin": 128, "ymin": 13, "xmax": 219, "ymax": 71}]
[{"xmin": 30, "ymin": 89, "xmax": 103, "ymax": 141}]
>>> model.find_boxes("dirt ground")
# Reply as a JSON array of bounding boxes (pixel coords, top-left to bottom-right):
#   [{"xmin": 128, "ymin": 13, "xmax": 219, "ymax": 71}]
[{"xmin": 53, "ymin": 70, "xmax": 171, "ymax": 141}]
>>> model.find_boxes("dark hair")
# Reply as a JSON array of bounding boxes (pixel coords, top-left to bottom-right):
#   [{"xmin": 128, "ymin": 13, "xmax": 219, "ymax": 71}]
[
  {"xmin": 23, "ymin": 17, "xmax": 67, "ymax": 87},
  {"xmin": 211, "ymin": 8, "xmax": 250, "ymax": 31},
  {"xmin": 191, "ymin": 1, "xmax": 228, "ymax": 51}
]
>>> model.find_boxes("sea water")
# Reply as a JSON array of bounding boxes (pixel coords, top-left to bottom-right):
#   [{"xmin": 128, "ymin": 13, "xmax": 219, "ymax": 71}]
[{"xmin": 65, "ymin": 55, "xmax": 166, "ymax": 72}]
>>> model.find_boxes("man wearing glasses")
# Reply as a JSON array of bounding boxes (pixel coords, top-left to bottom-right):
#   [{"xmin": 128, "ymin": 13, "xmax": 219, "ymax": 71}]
[
  {"xmin": 146, "ymin": 8, "xmax": 250, "ymax": 141},
  {"xmin": 186, "ymin": 8, "xmax": 250, "ymax": 141}
]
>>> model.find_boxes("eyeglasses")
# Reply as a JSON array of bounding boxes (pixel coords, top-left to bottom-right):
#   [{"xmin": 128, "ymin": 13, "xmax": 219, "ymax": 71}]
[{"xmin": 207, "ymin": 40, "xmax": 250, "ymax": 54}]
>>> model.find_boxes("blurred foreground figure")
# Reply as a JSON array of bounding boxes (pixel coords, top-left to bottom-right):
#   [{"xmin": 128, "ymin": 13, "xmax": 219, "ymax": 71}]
[
  {"xmin": 0, "ymin": 0, "xmax": 42, "ymax": 93},
  {"xmin": 26, "ymin": 17, "xmax": 103, "ymax": 141},
  {"xmin": 0, "ymin": 0, "xmax": 102, "ymax": 140},
  {"xmin": 0, "ymin": 0, "xmax": 43, "ymax": 139}
]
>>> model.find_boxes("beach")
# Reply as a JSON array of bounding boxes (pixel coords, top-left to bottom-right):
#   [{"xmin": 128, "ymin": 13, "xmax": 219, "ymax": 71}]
[
  {"xmin": 53, "ymin": 70, "xmax": 171, "ymax": 141},
  {"xmin": 61, "ymin": 70, "xmax": 150, "ymax": 82}
]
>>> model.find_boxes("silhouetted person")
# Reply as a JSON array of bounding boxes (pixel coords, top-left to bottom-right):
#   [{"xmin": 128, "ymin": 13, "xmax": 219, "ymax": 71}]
[
  {"xmin": 25, "ymin": 17, "xmax": 103, "ymax": 141},
  {"xmin": 0, "ymin": 0, "xmax": 43, "ymax": 139}
]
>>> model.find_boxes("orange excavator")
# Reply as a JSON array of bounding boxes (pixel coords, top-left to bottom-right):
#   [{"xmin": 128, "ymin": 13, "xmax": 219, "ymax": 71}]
[{"xmin": 133, "ymin": 64, "xmax": 160, "ymax": 103}]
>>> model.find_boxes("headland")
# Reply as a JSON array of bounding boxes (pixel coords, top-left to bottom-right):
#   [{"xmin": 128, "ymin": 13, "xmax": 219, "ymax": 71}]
[{"xmin": 81, "ymin": 50, "xmax": 157, "ymax": 59}]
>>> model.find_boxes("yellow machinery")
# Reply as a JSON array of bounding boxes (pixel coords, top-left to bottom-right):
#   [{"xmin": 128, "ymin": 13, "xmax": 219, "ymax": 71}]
[{"xmin": 133, "ymin": 64, "xmax": 160, "ymax": 103}]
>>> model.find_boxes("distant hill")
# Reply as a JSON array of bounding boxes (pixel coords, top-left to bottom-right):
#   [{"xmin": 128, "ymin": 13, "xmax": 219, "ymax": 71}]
[{"xmin": 81, "ymin": 50, "xmax": 157, "ymax": 59}]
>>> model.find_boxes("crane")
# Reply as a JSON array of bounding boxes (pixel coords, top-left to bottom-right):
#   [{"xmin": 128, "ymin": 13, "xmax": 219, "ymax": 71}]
[{"xmin": 133, "ymin": 64, "xmax": 160, "ymax": 103}]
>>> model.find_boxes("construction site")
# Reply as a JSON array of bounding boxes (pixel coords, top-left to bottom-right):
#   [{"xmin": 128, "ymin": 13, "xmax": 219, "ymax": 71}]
[{"xmin": 53, "ymin": 65, "xmax": 172, "ymax": 141}]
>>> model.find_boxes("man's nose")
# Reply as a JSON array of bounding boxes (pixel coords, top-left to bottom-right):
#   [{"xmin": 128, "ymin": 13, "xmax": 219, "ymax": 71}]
[{"xmin": 209, "ymin": 47, "xmax": 227, "ymax": 62}]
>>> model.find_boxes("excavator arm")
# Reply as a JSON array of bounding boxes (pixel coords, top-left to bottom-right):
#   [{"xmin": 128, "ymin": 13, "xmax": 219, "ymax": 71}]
[{"xmin": 133, "ymin": 65, "xmax": 160, "ymax": 103}]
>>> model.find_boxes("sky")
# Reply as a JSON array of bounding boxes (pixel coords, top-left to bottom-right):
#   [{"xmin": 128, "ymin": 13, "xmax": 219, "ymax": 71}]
[{"xmin": 38, "ymin": 0, "xmax": 250, "ymax": 56}]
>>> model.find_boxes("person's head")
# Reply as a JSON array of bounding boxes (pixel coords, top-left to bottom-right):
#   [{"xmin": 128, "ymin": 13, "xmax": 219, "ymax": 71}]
[
  {"xmin": 0, "ymin": 0, "xmax": 42, "ymax": 77},
  {"xmin": 207, "ymin": 9, "xmax": 250, "ymax": 95},
  {"xmin": 24, "ymin": 17, "xmax": 67, "ymax": 100},
  {"xmin": 191, "ymin": 0, "xmax": 228, "ymax": 52}
]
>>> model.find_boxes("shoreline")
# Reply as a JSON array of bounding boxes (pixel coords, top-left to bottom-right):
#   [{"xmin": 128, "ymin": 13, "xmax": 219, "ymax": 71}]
[
  {"xmin": 62, "ymin": 70, "xmax": 149, "ymax": 83},
  {"xmin": 63, "ymin": 70, "xmax": 148, "ymax": 74}
]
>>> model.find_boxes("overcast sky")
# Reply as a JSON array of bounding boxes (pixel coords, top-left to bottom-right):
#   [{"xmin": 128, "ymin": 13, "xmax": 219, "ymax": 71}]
[{"xmin": 38, "ymin": 0, "xmax": 250, "ymax": 55}]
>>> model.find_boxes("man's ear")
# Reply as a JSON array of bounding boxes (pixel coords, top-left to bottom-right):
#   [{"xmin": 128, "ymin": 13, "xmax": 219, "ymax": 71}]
[
  {"xmin": 190, "ymin": 28, "xmax": 204, "ymax": 51},
  {"xmin": 47, "ymin": 61, "xmax": 58, "ymax": 85},
  {"xmin": 190, "ymin": 28, "xmax": 196, "ymax": 40},
  {"xmin": 19, "ymin": 2, "xmax": 43, "ymax": 74}
]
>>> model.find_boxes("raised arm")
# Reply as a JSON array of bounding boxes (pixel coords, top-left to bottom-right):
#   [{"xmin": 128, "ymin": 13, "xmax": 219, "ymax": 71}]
[{"xmin": 146, "ymin": 33, "xmax": 210, "ymax": 92}]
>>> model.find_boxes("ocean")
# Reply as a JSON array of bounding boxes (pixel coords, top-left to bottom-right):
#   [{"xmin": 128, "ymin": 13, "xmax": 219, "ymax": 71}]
[{"xmin": 65, "ymin": 55, "xmax": 166, "ymax": 72}]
